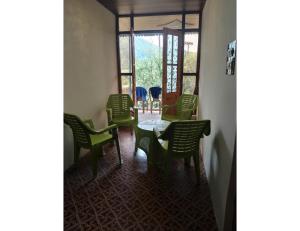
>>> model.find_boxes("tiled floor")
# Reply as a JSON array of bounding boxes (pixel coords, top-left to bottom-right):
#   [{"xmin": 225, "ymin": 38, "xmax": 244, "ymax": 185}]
[
  {"xmin": 137, "ymin": 109, "xmax": 161, "ymax": 121},
  {"xmin": 64, "ymin": 114, "xmax": 218, "ymax": 231}
]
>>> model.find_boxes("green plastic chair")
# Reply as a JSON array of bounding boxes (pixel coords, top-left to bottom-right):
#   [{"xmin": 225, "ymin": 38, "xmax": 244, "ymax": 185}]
[
  {"xmin": 106, "ymin": 94, "xmax": 138, "ymax": 135},
  {"xmin": 161, "ymin": 94, "xmax": 198, "ymax": 121},
  {"xmin": 64, "ymin": 113, "xmax": 122, "ymax": 177},
  {"xmin": 154, "ymin": 120, "xmax": 210, "ymax": 184}
]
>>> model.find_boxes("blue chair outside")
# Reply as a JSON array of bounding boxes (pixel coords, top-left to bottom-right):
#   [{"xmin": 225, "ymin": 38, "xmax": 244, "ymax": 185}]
[
  {"xmin": 149, "ymin": 87, "xmax": 162, "ymax": 114},
  {"xmin": 136, "ymin": 87, "xmax": 148, "ymax": 113}
]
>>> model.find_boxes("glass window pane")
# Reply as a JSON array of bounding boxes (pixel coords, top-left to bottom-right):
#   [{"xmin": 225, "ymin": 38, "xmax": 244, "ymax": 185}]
[
  {"xmin": 167, "ymin": 35, "xmax": 173, "ymax": 64},
  {"xmin": 119, "ymin": 35, "xmax": 132, "ymax": 73},
  {"xmin": 173, "ymin": 36, "xmax": 178, "ymax": 64},
  {"xmin": 185, "ymin": 14, "xmax": 199, "ymax": 29},
  {"xmin": 172, "ymin": 66, "xmax": 177, "ymax": 92},
  {"xmin": 182, "ymin": 75, "xmax": 196, "ymax": 94},
  {"xmin": 119, "ymin": 17, "xmax": 130, "ymax": 31},
  {"xmin": 121, "ymin": 75, "xmax": 132, "ymax": 97},
  {"xmin": 134, "ymin": 15, "xmax": 182, "ymax": 31},
  {"xmin": 167, "ymin": 65, "xmax": 172, "ymax": 93},
  {"xmin": 183, "ymin": 32, "xmax": 199, "ymax": 73}
]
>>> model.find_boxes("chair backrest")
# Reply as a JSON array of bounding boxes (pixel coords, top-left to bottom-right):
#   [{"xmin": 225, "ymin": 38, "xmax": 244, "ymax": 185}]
[
  {"xmin": 163, "ymin": 120, "xmax": 210, "ymax": 158},
  {"xmin": 136, "ymin": 87, "xmax": 147, "ymax": 101},
  {"xmin": 64, "ymin": 113, "xmax": 91, "ymax": 148},
  {"xmin": 149, "ymin": 87, "xmax": 162, "ymax": 100},
  {"xmin": 106, "ymin": 94, "xmax": 134, "ymax": 119},
  {"xmin": 176, "ymin": 94, "xmax": 198, "ymax": 118}
]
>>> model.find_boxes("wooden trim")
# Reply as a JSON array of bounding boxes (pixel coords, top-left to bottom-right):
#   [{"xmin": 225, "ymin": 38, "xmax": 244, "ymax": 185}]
[
  {"xmin": 177, "ymin": 32, "xmax": 183, "ymax": 95},
  {"xmin": 119, "ymin": 29, "xmax": 199, "ymax": 35},
  {"xmin": 96, "ymin": 0, "xmax": 117, "ymax": 15},
  {"xmin": 183, "ymin": 73, "xmax": 197, "ymax": 76},
  {"xmin": 162, "ymin": 29, "xmax": 167, "ymax": 104},
  {"xmin": 182, "ymin": 28, "xmax": 199, "ymax": 32},
  {"xmin": 194, "ymin": 8, "xmax": 203, "ymax": 95},
  {"xmin": 119, "ymin": 72, "xmax": 133, "ymax": 76},
  {"xmin": 115, "ymin": 15, "xmax": 122, "ymax": 93},
  {"xmin": 130, "ymin": 15, "xmax": 136, "ymax": 102},
  {"xmin": 119, "ymin": 11, "xmax": 200, "ymax": 17},
  {"xmin": 180, "ymin": 13, "xmax": 185, "ymax": 94}
]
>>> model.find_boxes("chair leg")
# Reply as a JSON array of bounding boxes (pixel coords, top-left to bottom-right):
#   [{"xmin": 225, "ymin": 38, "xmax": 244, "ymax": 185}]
[
  {"xmin": 134, "ymin": 127, "xmax": 138, "ymax": 155},
  {"xmin": 193, "ymin": 153, "xmax": 201, "ymax": 184},
  {"xmin": 114, "ymin": 137, "xmax": 122, "ymax": 165},
  {"xmin": 164, "ymin": 156, "xmax": 171, "ymax": 179},
  {"xmin": 184, "ymin": 157, "xmax": 191, "ymax": 166},
  {"xmin": 159, "ymin": 101, "xmax": 161, "ymax": 114},
  {"xmin": 130, "ymin": 125, "xmax": 133, "ymax": 135},
  {"xmin": 74, "ymin": 142, "xmax": 80, "ymax": 164},
  {"xmin": 134, "ymin": 137, "xmax": 138, "ymax": 156},
  {"xmin": 142, "ymin": 101, "xmax": 145, "ymax": 114},
  {"xmin": 99, "ymin": 146, "xmax": 103, "ymax": 157},
  {"xmin": 150, "ymin": 101, "xmax": 153, "ymax": 114},
  {"xmin": 134, "ymin": 145, "xmax": 138, "ymax": 156},
  {"xmin": 92, "ymin": 147, "xmax": 99, "ymax": 177}
]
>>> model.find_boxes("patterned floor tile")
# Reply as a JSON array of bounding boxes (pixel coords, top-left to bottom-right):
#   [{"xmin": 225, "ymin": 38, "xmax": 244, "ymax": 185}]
[{"xmin": 64, "ymin": 128, "xmax": 218, "ymax": 230}]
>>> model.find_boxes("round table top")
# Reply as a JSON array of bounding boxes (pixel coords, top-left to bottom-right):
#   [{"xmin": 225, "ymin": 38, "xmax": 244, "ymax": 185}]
[{"xmin": 137, "ymin": 119, "xmax": 170, "ymax": 132}]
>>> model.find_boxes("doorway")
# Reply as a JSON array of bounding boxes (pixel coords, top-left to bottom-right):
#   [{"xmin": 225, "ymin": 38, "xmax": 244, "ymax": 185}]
[{"xmin": 134, "ymin": 33, "xmax": 163, "ymax": 111}]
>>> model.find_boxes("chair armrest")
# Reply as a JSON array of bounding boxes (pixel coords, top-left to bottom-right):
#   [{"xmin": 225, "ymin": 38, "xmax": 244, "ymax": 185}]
[
  {"xmin": 153, "ymin": 126, "xmax": 170, "ymax": 142},
  {"xmin": 86, "ymin": 124, "xmax": 118, "ymax": 135},
  {"xmin": 106, "ymin": 108, "xmax": 112, "ymax": 123},
  {"xmin": 83, "ymin": 119, "xmax": 95, "ymax": 129},
  {"xmin": 153, "ymin": 128, "xmax": 162, "ymax": 139}
]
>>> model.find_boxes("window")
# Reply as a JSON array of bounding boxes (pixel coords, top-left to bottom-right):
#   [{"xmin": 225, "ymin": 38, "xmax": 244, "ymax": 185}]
[
  {"xmin": 185, "ymin": 14, "xmax": 199, "ymax": 29},
  {"xmin": 183, "ymin": 32, "xmax": 199, "ymax": 73},
  {"xmin": 117, "ymin": 13, "xmax": 201, "ymax": 97},
  {"xmin": 119, "ymin": 35, "xmax": 132, "ymax": 73},
  {"xmin": 121, "ymin": 75, "xmax": 132, "ymax": 97},
  {"xmin": 119, "ymin": 17, "xmax": 130, "ymax": 31},
  {"xmin": 166, "ymin": 34, "xmax": 179, "ymax": 93},
  {"xmin": 182, "ymin": 75, "xmax": 196, "ymax": 94},
  {"xmin": 134, "ymin": 15, "xmax": 182, "ymax": 31}
]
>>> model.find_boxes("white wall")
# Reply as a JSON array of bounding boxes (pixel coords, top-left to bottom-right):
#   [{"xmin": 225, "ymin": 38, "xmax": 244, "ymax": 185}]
[
  {"xmin": 64, "ymin": 0, "xmax": 118, "ymax": 170},
  {"xmin": 199, "ymin": 0, "xmax": 236, "ymax": 229}
]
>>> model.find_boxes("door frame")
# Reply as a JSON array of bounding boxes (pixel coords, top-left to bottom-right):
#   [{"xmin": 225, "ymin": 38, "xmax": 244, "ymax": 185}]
[{"xmin": 162, "ymin": 27, "xmax": 183, "ymax": 107}]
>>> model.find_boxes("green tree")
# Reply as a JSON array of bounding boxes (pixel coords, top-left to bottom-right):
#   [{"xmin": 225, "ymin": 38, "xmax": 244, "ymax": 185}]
[{"xmin": 135, "ymin": 47, "xmax": 162, "ymax": 91}]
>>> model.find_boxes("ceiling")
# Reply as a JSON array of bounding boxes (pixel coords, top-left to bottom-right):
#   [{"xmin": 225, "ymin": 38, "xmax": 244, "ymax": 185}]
[{"xmin": 96, "ymin": 0, "xmax": 206, "ymax": 15}]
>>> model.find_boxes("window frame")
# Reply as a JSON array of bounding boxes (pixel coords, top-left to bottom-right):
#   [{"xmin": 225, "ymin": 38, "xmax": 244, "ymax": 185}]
[{"xmin": 116, "ymin": 11, "xmax": 202, "ymax": 96}]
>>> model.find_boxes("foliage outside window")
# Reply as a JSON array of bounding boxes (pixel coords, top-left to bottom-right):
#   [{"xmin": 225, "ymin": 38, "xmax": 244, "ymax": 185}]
[{"xmin": 135, "ymin": 34, "xmax": 163, "ymax": 92}]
